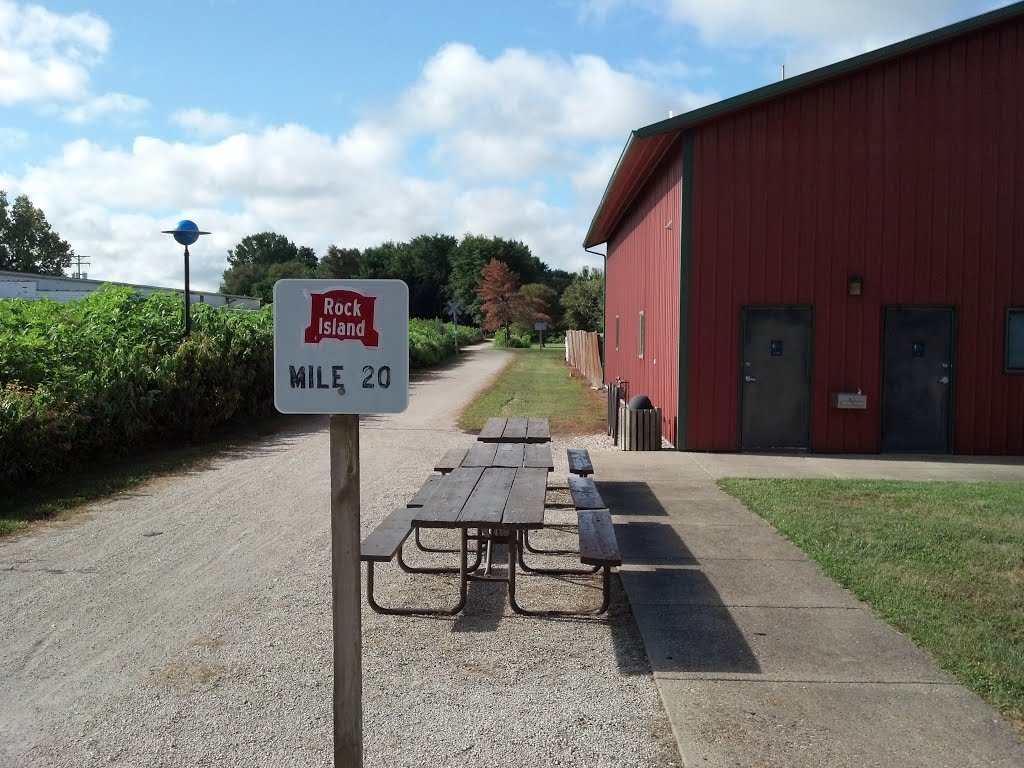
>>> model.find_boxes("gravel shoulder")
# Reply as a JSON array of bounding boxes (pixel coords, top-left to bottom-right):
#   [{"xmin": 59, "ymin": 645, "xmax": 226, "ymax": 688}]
[{"xmin": 0, "ymin": 344, "xmax": 680, "ymax": 767}]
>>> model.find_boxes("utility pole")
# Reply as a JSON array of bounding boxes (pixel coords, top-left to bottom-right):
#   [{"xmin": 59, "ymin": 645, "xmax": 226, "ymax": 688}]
[{"xmin": 70, "ymin": 254, "xmax": 91, "ymax": 279}]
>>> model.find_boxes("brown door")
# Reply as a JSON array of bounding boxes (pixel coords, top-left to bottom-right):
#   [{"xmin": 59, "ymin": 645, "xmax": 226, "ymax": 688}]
[
  {"xmin": 740, "ymin": 307, "xmax": 813, "ymax": 450},
  {"xmin": 881, "ymin": 307, "xmax": 954, "ymax": 453}
]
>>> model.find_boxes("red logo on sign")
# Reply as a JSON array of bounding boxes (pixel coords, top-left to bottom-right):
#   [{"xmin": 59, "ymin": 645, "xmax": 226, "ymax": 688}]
[{"xmin": 304, "ymin": 289, "xmax": 380, "ymax": 346}]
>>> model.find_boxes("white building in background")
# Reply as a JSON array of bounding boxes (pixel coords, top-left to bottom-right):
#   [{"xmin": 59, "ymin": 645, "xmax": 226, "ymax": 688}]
[{"xmin": 0, "ymin": 270, "xmax": 260, "ymax": 309}]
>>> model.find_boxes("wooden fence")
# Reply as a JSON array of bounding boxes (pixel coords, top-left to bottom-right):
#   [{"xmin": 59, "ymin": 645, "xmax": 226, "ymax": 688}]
[{"xmin": 565, "ymin": 330, "xmax": 603, "ymax": 388}]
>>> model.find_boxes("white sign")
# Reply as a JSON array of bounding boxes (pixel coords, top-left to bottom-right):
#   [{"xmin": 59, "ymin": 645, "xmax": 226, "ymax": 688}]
[
  {"xmin": 446, "ymin": 299, "xmax": 462, "ymax": 316},
  {"xmin": 273, "ymin": 279, "xmax": 409, "ymax": 414}
]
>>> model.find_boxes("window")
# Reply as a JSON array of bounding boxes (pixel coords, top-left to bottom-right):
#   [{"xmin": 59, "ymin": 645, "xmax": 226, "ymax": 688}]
[
  {"xmin": 638, "ymin": 311, "xmax": 645, "ymax": 359},
  {"xmin": 1007, "ymin": 309, "xmax": 1024, "ymax": 373},
  {"xmin": 615, "ymin": 315, "xmax": 620, "ymax": 351}
]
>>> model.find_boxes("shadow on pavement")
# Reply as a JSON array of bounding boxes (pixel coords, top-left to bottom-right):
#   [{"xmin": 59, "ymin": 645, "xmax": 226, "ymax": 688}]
[{"xmin": 596, "ymin": 481, "xmax": 669, "ymax": 516}]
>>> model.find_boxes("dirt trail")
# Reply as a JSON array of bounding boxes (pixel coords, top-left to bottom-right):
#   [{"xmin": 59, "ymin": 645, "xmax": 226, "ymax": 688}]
[{"xmin": 0, "ymin": 346, "xmax": 510, "ymax": 764}]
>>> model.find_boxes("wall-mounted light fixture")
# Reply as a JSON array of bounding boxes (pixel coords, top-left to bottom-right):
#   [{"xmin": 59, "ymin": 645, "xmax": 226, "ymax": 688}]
[{"xmin": 847, "ymin": 274, "xmax": 863, "ymax": 296}]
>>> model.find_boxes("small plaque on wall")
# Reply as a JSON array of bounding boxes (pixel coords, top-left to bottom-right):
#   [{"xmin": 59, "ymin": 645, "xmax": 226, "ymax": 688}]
[{"xmin": 830, "ymin": 392, "xmax": 868, "ymax": 410}]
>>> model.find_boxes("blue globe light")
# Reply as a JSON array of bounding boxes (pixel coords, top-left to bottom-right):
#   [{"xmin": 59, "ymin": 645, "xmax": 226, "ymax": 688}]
[{"xmin": 172, "ymin": 219, "xmax": 200, "ymax": 246}]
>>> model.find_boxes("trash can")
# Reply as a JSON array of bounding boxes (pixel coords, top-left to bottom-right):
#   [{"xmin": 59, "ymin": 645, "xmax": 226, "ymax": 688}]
[{"xmin": 618, "ymin": 395, "xmax": 661, "ymax": 451}]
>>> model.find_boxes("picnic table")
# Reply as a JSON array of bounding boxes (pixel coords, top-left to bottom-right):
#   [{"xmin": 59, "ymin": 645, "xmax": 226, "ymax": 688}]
[
  {"xmin": 476, "ymin": 416, "xmax": 550, "ymax": 443},
  {"xmin": 361, "ymin": 430, "xmax": 619, "ymax": 616}
]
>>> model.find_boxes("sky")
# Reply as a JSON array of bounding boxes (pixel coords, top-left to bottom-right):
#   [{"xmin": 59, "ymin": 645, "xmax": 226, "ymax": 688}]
[{"xmin": 0, "ymin": 0, "xmax": 1012, "ymax": 293}]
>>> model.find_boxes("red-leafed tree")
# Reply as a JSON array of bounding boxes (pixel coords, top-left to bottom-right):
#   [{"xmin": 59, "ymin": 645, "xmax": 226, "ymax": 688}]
[{"xmin": 477, "ymin": 258, "xmax": 521, "ymax": 342}]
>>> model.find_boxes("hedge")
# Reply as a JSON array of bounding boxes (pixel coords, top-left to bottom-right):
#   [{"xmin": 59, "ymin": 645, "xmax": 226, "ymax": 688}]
[{"xmin": 0, "ymin": 287, "xmax": 483, "ymax": 492}]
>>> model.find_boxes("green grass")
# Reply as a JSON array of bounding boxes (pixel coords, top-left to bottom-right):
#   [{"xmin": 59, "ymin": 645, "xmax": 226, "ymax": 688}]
[
  {"xmin": 0, "ymin": 413, "xmax": 302, "ymax": 538},
  {"xmin": 457, "ymin": 346, "xmax": 606, "ymax": 435},
  {"xmin": 718, "ymin": 478, "xmax": 1024, "ymax": 734}
]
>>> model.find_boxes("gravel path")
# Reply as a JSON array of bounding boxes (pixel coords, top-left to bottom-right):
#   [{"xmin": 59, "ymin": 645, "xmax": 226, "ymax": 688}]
[{"xmin": 0, "ymin": 345, "xmax": 680, "ymax": 768}]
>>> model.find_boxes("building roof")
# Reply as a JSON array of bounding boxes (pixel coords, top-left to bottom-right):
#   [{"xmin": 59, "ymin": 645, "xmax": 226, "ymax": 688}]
[
  {"xmin": 583, "ymin": 1, "xmax": 1024, "ymax": 248},
  {"xmin": 0, "ymin": 269, "xmax": 259, "ymax": 307}
]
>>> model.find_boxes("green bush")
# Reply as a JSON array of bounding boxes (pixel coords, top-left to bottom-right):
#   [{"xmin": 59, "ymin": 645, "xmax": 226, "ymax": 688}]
[
  {"xmin": 408, "ymin": 319, "xmax": 483, "ymax": 367},
  {"xmin": 0, "ymin": 292, "xmax": 484, "ymax": 492},
  {"xmin": 0, "ymin": 287, "xmax": 276, "ymax": 490},
  {"xmin": 493, "ymin": 328, "xmax": 532, "ymax": 348}
]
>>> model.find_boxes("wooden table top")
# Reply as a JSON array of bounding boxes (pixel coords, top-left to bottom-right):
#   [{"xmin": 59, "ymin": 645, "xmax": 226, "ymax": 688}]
[
  {"xmin": 413, "ymin": 465, "xmax": 548, "ymax": 530},
  {"xmin": 477, "ymin": 417, "xmax": 550, "ymax": 443}
]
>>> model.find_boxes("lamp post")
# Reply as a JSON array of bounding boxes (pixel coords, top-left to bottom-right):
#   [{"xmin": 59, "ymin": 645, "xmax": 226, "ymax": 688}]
[{"xmin": 161, "ymin": 220, "xmax": 210, "ymax": 337}]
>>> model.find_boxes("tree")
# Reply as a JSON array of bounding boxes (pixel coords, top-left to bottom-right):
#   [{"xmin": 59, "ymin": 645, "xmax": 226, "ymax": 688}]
[
  {"xmin": 477, "ymin": 259, "xmax": 523, "ymax": 341},
  {"xmin": 541, "ymin": 267, "xmax": 574, "ymax": 297},
  {"xmin": 518, "ymin": 282, "xmax": 559, "ymax": 330},
  {"xmin": 0, "ymin": 190, "xmax": 74, "ymax": 276},
  {"xmin": 560, "ymin": 267, "xmax": 604, "ymax": 331},
  {"xmin": 251, "ymin": 261, "xmax": 316, "ymax": 304},
  {"xmin": 448, "ymin": 234, "xmax": 543, "ymax": 324},
  {"xmin": 406, "ymin": 234, "xmax": 456, "ymax": 319},
  {"xmin": 317, "ymin": 245, "xmax": 361, "ymax": 279},
  {"xmin": 226, "ymin": 232, "xmax": 302, "ymax": 267},
  {"xmin": 220, "ymin": 231, "xmax": 316, "ymax": 299},
  {"xmin": 358, "ymin": 240, "xmax": 400, "ymax": 279}
]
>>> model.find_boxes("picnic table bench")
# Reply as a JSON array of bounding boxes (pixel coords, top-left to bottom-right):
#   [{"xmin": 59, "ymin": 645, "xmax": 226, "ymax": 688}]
[{"xmin": 567, "ymin": 448, "xmax": 594, "ymax": 476}]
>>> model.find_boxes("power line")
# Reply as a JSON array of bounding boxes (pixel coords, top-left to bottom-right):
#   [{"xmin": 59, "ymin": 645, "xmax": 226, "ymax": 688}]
[{"xmin": 70, "ymin": 254, "xmax": 91, "ymax": 279}]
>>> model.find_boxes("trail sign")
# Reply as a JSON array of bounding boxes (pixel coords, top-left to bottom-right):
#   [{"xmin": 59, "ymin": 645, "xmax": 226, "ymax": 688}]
[
  {"xmin": 273, "ymin": 279, "xmax": 409, "ymax": 414},
  {"xmin": 445, "ymin": 299, "xmax": 463, "ymax": 355},
  {"xmin": 273, "ymin": 277, "xmax": 411, "ymax": 766}
]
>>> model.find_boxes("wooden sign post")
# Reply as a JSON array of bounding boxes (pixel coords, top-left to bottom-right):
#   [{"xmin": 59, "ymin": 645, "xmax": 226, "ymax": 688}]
[
  {"xmin": 330, "ymin": 414, "xmax": 360, "ymax": 765},
  {"xmin": 446, "ymin": 299, "xmax": 462, "ymax": 355},
  {"xmin": 273, "ymin": 279, "xmax": 409, "ymax": 767}
]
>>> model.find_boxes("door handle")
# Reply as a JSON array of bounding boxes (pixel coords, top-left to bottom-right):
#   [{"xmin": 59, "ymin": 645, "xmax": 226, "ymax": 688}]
[
  {"xmin": 744, "ymin": 375, "xmax": 757, "ymax": 382},
  {"xmin": 939, "ymin": 376, "xmax": 950, "ymax": 385}
]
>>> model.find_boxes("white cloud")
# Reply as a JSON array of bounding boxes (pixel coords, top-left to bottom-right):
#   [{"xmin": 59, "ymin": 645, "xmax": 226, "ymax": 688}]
[
  {"xmin": 574, "ymin": 0, "xmax": 626, "ymax": 23},
  {"xmin": 0, "ymin": 0, "xmax": 110, "ymax": 105},
  {"xmin": 6, "ymin": 41, "xmax": 692, "ymax": 290},
  {"xmin": 577, "ymin": 0, "xmax": 994, "ymax": 75},
  {"xmin": 62, "ymin": 92, "xmax": 149, "ymax": 124},
  {"xmin": 386, "ymin": 43, "xmax": 679, "ymax": 182},
  {"xmin": 170, "ymin": 108, "xmax": 254, "ymax": 138},
  {"xmin": 660, "ymin": 0, "xmax": 965, "ymax": 46}
]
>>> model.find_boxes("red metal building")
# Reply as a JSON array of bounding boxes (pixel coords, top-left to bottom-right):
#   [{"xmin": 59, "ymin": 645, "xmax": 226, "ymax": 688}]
[{"xmin": 586, "ymin": 3, "xmax": 1024, "ymax": 454}]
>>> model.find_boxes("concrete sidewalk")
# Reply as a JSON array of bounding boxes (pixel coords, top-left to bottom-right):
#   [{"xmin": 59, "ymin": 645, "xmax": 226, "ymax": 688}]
[{"xmin": 593, "ymin": 450, "xmax": 1024, "ymax": 768}]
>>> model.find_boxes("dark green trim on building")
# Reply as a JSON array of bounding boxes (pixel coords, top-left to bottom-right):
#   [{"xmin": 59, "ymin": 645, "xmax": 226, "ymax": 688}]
[
  {"xmin": 677, "ymin": 131, "xmax": 695, "ymax": 451},
  {"xmin": 635, "ymin": 1, "xmax": 1024, "ymax": 144}
]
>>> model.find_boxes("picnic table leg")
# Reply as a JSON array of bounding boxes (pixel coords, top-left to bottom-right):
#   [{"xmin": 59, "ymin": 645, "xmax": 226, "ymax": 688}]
[
  {"xmin": 515, "ymin": 532, "xmax": 600, "ymax": 575},
  {"xmin": 398, "ymin": 531, "xmax": 483, "ymax": 574},
  {"xmin": 413, "ymin": 527, "xmax": 461, "ymax": 554},
  {"xmin": 507, "ymin": 532, "xmax": 612, "ymax": 616},
  {"xmin": 522, "ymin": 528, "xmax": 577, "ymax": 556},
  {"xmin": 364, "ymin": 541, "xmax": 468, "ymax": 616}
]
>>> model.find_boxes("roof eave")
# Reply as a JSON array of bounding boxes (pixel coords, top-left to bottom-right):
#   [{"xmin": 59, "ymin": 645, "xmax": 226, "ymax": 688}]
[{"xmin": 582, "ymin": 131, "xmax": 638, "ymax": 249}]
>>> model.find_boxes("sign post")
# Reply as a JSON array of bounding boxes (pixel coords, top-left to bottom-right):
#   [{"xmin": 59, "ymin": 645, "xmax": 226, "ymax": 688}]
[
  {"xmin": 273, "ymin": 279, "xmax": 409, "ymax": 768},
  {"xmin": 534, "ymin": 321, "xmax": 548, "ymax": 348},
  {"xmin": 445, "ymin": 299, "xmax": 462, "ymax": 355}
]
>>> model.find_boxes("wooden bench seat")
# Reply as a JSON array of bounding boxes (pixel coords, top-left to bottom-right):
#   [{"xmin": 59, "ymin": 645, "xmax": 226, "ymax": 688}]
[
  {"xmin": 567, "ymin": 448, "xmax": 594, "ymax": 476},
  {"xmin": 568, "ymin": 475, "xmax": 605, "ymax": 510},
  {"xmin": 360, "ymin": 506, "xmax": 417, "ymax": 562},
  {"xmin": 577, "ymin": 509, "xmax": 621, "ymax": 566}
]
